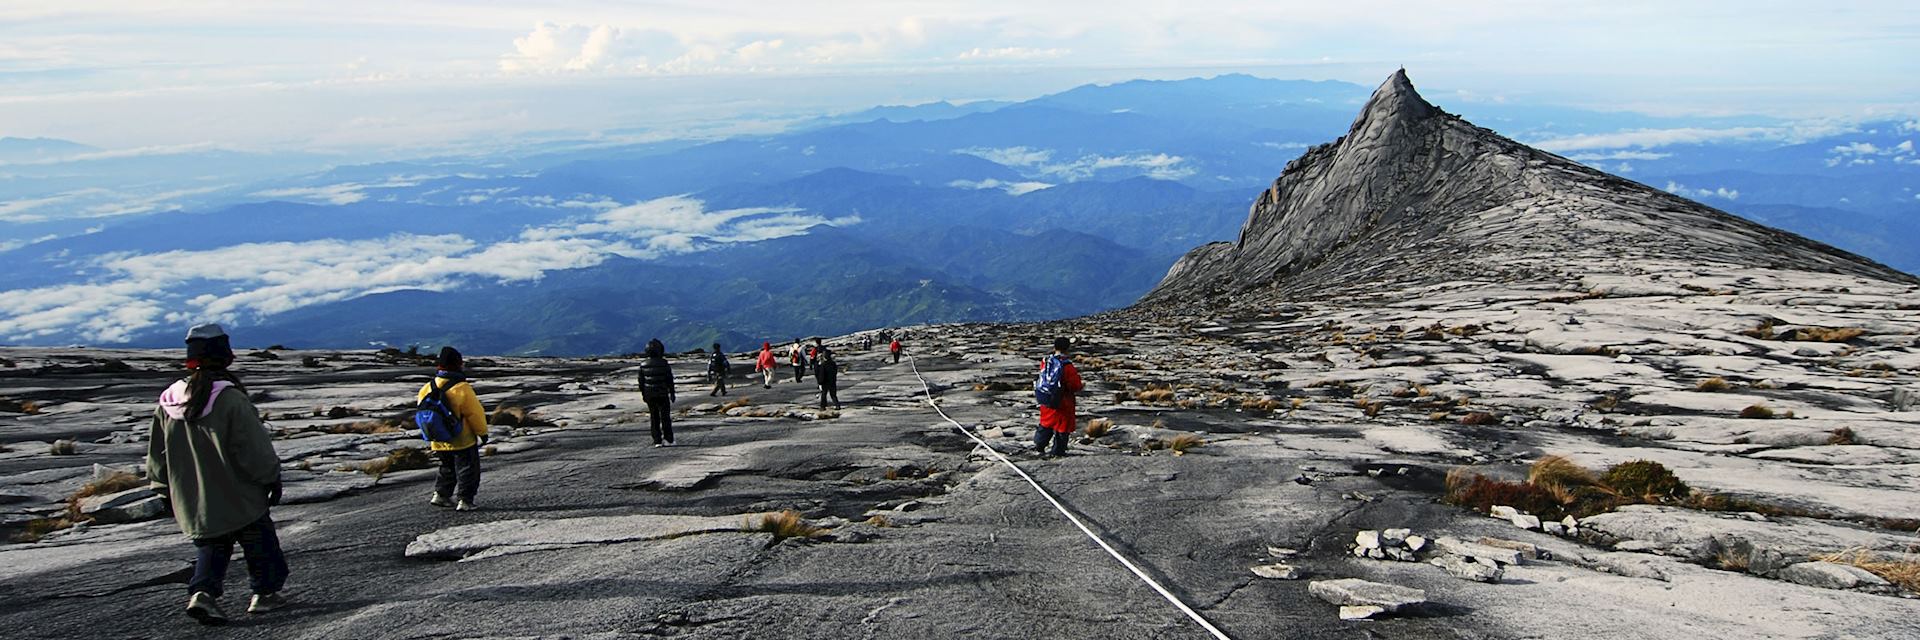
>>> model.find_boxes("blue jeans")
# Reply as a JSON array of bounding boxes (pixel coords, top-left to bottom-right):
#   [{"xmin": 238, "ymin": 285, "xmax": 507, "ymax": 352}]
[{"xmin": 189, "ymin": 514, "xmax": 289, "ymax": 597}]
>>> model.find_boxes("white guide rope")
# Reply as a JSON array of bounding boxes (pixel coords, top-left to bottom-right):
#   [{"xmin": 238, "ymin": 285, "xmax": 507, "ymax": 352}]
[{"xmin": 905, "ymin": 354, "xmax": 1233, "ymax": 640}]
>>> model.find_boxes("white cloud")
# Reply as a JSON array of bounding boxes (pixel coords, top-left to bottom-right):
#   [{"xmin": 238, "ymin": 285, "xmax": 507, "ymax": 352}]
[
  {"xmin": 947, "ymin": 178, "xmax": 1054, "ymax": 195},
  {"xmin": 1824, "ymin": 139, "xmax": 1917, "ymax": 167},
  {"xmin": 1533, "ymin": 127, "xmax": 1778, "ymax": 152},
  {"xmin": 956, "ymin": 46, "xmax": 1067, "ymax": 60},
  {"xmin": 1664, "ymin": 181, "xmax": 1738, "ymax": 201},
  {"xmin": 1565, "ymin": 150, "xmax": 1671, "ymax": 161},
  {"xmin": 955, "ymin": 146, "xmax": 1195, "ymax": 181},
  {"xmin": 0, "ymin": 195, "xmax": 861, "ymax": 342},
  {"xmin": 250, "ymin": 176, "xmax": 431, "ymax": 206}
]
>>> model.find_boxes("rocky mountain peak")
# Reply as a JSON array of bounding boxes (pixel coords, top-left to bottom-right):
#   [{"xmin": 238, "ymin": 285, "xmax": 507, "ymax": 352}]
[{"xmin": 1144, "ymin": 69, "xmax": 1910, "ymax": 306}]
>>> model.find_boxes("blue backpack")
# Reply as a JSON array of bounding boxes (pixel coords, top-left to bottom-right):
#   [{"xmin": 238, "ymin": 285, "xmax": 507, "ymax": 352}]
[
  {"xmin": 1035, "ymin": 356, "xmax": 1067, "ymax": 409},
  {"xmin": 414, "ymin": 380, "xmax": 465, "ymax": 444}
]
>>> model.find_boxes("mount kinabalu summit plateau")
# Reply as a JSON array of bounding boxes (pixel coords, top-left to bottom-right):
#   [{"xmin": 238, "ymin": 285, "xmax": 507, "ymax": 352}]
[{"xmin": 3, "ymin": 71, "xmax": 1920, "ymax": 639}]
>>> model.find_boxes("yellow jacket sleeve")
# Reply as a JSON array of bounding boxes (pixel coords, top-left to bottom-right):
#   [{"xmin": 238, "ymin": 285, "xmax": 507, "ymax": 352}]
[{"xmin": 451, "ymin": 383, "xmax": 489, "ymax": 437}]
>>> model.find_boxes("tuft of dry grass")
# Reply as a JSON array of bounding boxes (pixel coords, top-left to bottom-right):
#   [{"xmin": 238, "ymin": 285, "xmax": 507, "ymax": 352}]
[
  {"xmin": 319, "ymin": 419, "xmax": 403, "ymax": 435},
  {"xmin": 1167, "ymin": 433, "xmax": 1204, "ymax": 454},
  {"xmin": 1827, "ymin": 427, "xmax": 1858, "ymax": 445},
  {"xmin": 351, "ymin": 447, "xmax": 433, "ymax": 478},
  {"xmin": 1695, "ymin": 377, "xmax": 1731, "ymax": 392},
  {"xmin": 1738, "ymin": 404, "xmax": 1776, "ymax": 419},
  {"xmin": 0, "ymin": 399, "xmax": 41, "ymax": 414},
  {"xmin": 746, "ymin": 510, "xmax": 823, "ymax": 541},
  {"xmin": 1289, "ymin": 397, "xmax": 1307, "ymax": 411},
  {"xmin": 1354, "ymin": 398, "xmax": 1384, "ymax": 418},
  {"xmin": 1791, "ymin": 326, "xmax": 1867, "ymax": 343},
  {"xmin": 491, "ymin": 405, "xmax": 553, "ymax": 428},
  {"xmin": 864, "ymin": 514, "xmax": 896, "ymax": 528},
  {"xmin": 1133, "ymin": 385, "xmax": 1176, "ymax": 404},
  {"xmin": 1529, "ymin": 455, "xmax": 1596, "ymax": 490},
  {"xmin": 10, "ymin": 516, "xmax": 78, "ymax": 543},
  {"xmin": 65, "ymin": 470, "xmax": 148, "ymax": 520},
  {"xmin": 49, "ymin": 440, "xmax": 77, "ymax": 455},
  {"xmin": 1740, "ymin": 321, "xmax": 1776, "ymax": 340},
  {"xmin": 815, "ymin": 409, "xmax": 840, "ymax": 420},
  {"xmin": 1084, "ymin": 417, "xmax": 1114, "ymax": 438},
  {"xmin": 1428, "ymin": 411, "xmax": 1452, "ymax": 421},
  {"xmin": 1818, "ymin": 548, "xmax": 1920, "ymax": 593},
  {"xmin": 718, "ymin": 397, "xmax": 753, "ymax": 412},
  {"xmin": 973, "ymin": 381, "xmax": 1020, "ymax": 392},
  {"xmin": 1715, "ymin": 546, "xmax": 1753, "ymax": 572}
]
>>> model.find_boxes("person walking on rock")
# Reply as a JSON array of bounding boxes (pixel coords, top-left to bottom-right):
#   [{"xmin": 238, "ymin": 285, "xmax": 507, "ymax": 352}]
[
  {"xmin": 788, "ymin": 339, "xmax": 807, "ymax": 383},
  {"xmin": 814, "ymin": 339, "xmax": 841, "ymax": 409},
  {"xmin": 639, "ymin": 339, "xmax": 677, "ymax": 447},
  {"xmin": 889, "ymin": 337, "xmax": 903, "ymax": 364},
  {"xmin": 147, "ymin": 323, "xmax": 290, "ymax": 625},
  {"xmin": 1033, "ymin": 337, "xmax": 1084, "ymax": 459},
  {"xmin": 417, "ymin": 346, "xmax": 489, "ymax": 511},
  {"xmin": 756, "ymin": 342, "xmax": 778, "ymax": 388},
  {"xmin": 707, "ymin": 342, "xmax": 730, "ymax": 397}
]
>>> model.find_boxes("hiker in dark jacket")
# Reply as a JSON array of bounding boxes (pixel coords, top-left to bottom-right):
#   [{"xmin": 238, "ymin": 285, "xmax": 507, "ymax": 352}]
[
  {"xmin": 814, "ymin": 342, "xmax": 841, "ymax": 409},
  {"xmin": 706, "ymin": 342, "xmax": 730, "ymax": 397},
  {"xmin": 147, "ymin": 323, "xmax": 289, "ymax": 625},
  {"xmin": 417, "ymin": 346, "xmax": 490, "ymax": 511},
  {"xmin": 638, "ymin": 339, "xmax": 677, "ymax": 447}
]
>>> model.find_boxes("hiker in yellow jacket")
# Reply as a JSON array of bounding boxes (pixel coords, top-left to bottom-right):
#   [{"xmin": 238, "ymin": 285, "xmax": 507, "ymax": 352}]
[{"xmin": 416, "ymin": 346, "xmax": 489, "ymax": 511}]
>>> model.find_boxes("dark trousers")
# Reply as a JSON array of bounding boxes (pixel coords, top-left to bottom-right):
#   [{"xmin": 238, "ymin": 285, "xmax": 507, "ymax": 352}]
[
  {"xmin": 892, "ymin": 351, "xmax": 900, "ymax": 363},
  {"xmin": 647, "ymin": 398, "xmax": 674, "ymax": 444},
  {"xmin": 792, "ymin": 362, "xmax": 805, "ymax": 382},
  {"xmin": 818, "ymin": 381, "xmax": 840, "ymax": 409},
  {"xmin": 189, "ymin": 514, "xmax": 289, "ymax": 597},
  {"xmin": 435, "ymin": 446, "xmax": 481, "ymax": 501},
  {"xmin": 710, "ymin": 374, "xmax": 727, "ymax": 396},
  {"xmin": 1034, "ymin": 427, "xmax": 1069, "ymax": 456}
]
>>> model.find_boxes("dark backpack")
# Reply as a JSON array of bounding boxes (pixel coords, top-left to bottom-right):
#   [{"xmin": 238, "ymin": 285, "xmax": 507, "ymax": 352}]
[
  {"xmin": 414, "ymin": 380, "xmax": 465, "ymax": 443},
  {"xmin": 1035, "ymin": 355, "xmax": 1067, "ymax": 409},
  {"xmin": 710, "ymin": 352, "xmax": 730, "ymax": 375}
]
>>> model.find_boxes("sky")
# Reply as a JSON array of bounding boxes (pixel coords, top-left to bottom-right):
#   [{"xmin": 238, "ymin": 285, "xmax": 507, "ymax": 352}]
[{"xmin": 3, "ymin": 1, "xmax": 1917, "ymax": 154}]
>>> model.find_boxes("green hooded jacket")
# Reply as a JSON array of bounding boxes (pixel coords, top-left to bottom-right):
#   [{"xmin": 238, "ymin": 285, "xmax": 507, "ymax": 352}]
[{"xmin": 146, "ymin": 379, "xmax": 280, "ymax": 539}]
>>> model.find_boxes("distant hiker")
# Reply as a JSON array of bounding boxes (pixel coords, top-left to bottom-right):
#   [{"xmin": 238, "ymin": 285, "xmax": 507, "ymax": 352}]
[
  {"xmin": 416, "ymin": 346, "xmax": 489, "ymax": 511},
  {"xmin": 756, "ymin": 342, "xmax": 778, "ymax": 388},
  {"xmin": 147, "ymin": 323, "xmax": 290, "ymax": 624},
  {"xmin": 707, "ymin": 342, "xmax": 730, "ymax": 397},
  {"xmin": 890, "ymin": 337, "xmax": 903, "ymax": 364},
  {"xmin": 815, "ymin": 344, "xmax": 841, "ymax": 409},
  {"xmin": 789, "ymin": 340, "xmax": 807, "ymax": 383},
  {"xmin": 1033, "ymin": 337, "xmax": 1084, "ymax": 459},
  {"xmin": 639, "ymin": 339, "xmax": 677, "ymax": 447}
]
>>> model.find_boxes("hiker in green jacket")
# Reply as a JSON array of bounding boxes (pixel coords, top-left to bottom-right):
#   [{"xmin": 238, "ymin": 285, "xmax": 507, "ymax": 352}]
[{"xmin": 147, "ymin": 324, "xmax": 289, "ymax": 625}]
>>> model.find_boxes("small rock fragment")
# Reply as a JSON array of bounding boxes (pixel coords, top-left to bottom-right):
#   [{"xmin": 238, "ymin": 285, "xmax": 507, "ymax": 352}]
[
  {"xmin": 1251, "ymin": 563, "xmax": 1304, "ymax": 580},
  {"xmin": 1490, "ymin": 505, "xmax": 1519, "ymax": 519},
  {"xmin": 1355, "ymin": 530, "xmax": 1382, "ymax": 550},
  {"xmin": 1309, "ymin": 578, "xmax": 1427, "ymax": 618},
  {"xmin": 1382, "ymin": 528, "xmax": 1410, "ymax": 544},
  {"xmin": 1509, "ymin": 514, "xmax": 1542, "ymax": 530},
  {"xmin": 1477, "ymin": 537, "xmax": 1542, "ymax": 560},
  {"xmin": 1404, "ymin": 535, "xmax": 1428, "ymax": 553},
  {"xmin": 1778, "ymin": 561, "xmax": 1888, "ymax": 590},
  {"xmin": 1432, "ymin": 554, "xmax": 1504, "ymax": 583},
  {"xmin": 1339, "ymin": 605, "xmax": 1387, "ymax": 620},
  {"xmin": 1543, "ymin": 521, "xmax": 1567, "ymax": 536}
]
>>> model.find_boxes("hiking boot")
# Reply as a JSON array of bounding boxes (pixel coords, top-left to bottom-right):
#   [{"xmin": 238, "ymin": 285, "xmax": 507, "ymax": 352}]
[
  {"xmin": 429, "ymin": 493, "xmax": 452, "ymax": 508},
  {"xmin": 186, "ymin": 592, "xmax": 227, "ymax": 626},
  {"xmin": 455, "ymin": 499, "xmax": 477, "ymax": 512},
  {"xmin": 247, "ymin": 591, "xmax": 288, "ymax": 614},
  {"xmin": 665, "ymin": 440, "xmax": 675, "ymax": 446},
  {"xmin": 652, "ymin": 442, "xmax": 664, "ymax": 448}
]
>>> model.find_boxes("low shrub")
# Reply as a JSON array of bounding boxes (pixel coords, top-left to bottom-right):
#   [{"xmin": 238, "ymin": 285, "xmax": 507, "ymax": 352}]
[
  {"xmin": 319, "ymin": 419, "xmax": 402, "ymax": 435},
  {"xmin": 1790, "ymin": 327, "xmax": 1866, "ymax": 343},
  {"xmin": 49, "ymin": 440, "xmax": 77, "ymax": 456},
  {"xmin": 719, "ymin": 397, "xmax": 753, "ymax": 412},
  {"xmin": 1738, "ymin": 404, "xmax": 1775, "ymax": 419},
  {"xmin": 0, "ymin": 399, "xmax": 41, "ymax": 414},
  {"xmin": 1695, "ymin": 377, "xmax": 1730, "ymax": 392},
  {"xmin": 491, "ymin": 405, "xmax": 553, "ymax": 427},
  {"xmin": 354, "ymin": 447, "xmax": 434, "ymax": 478},
  {"xmin": 1444, "ymin": 473, "xmax": 1565, "ymax": 519},
  {"xmin": 1084, "ymin": 418, "xmax": 1114, "ymax": 438},
  {"xmin": 1600, "ymin": 459, "xmax": 1690, "ymax": 502},
  {"xmin": 1459, "ymin": 412, "xmax": 1498, "ymax": 426},
  {"xmin": 1828, "ymin": 427, "xmax": 1858, "ymax": 445}
]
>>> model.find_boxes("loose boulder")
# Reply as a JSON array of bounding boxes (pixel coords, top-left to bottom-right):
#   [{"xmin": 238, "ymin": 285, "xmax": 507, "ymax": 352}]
[{"xmin": 1308, "ymin": 578, "xmax": 1427, "ymax": 619}]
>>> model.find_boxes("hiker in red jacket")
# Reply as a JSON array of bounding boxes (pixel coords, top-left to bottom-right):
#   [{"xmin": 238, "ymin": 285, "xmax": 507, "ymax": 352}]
[
  {"xmin": 755, "ymin": 342, "xmax": 778, "ymax": 389},
  {"xmin": 1034, "ymin": 337, "xmax": 1083, "ymax": 458},
  {"xmin": 889, "ymin": 338, "xmax": 902, "ymax": 364}
]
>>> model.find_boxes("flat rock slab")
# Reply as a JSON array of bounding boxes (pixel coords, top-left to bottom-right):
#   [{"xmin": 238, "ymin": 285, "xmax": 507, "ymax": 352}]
[
  {"xmin": 1778, "ymin": 561, "xmax": 1890, "ymax": 590},
  {"xmin": 1308, "ymin": 578, "xmax": 1427, "ymax": 615},
  {"xmin": 405, "ymin": 513, "xmax": 769, "ymax": 559}
]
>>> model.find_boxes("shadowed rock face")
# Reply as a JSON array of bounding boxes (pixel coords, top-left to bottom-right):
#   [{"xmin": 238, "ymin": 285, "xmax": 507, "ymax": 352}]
[{"xmin": 1147, "ymin": 70, "xmax": 1914, "ymax": 304}]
